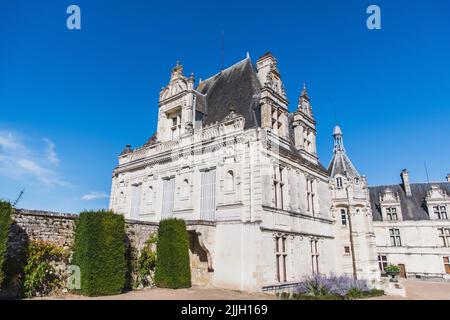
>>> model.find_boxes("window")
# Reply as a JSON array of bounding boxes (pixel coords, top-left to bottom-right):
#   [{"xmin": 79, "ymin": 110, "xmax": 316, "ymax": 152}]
[
  {"xmin": 386, "ymin": 207, "xmax": 398, "ymax": 221},
  {"xmin": 389, "ymin": 229, "xmax": 402, "ymax": 247},
  {"xmin": 271, "ymin": 108, "xmax": 284, "ymax": 137},
  {"xmin": 336, "ymin": 177, "xmax": 343, "ymax": 189},
  {"xmin": 225, "ymin": 170, "xmax": 235, "ymax": 192},
  {"xmin": 439, "ymin": 228, "xmax": 450, "ymax": 247},
  {"xmin": 273, "ymin": 167, "xmax": 285, "ymax": 210},
  {"xmin": 170, "ymin": 114, "xmax": 181, "ymax": 140},
  {"xmin": 434, "ymin": 206, "xmax": 448, "ymax": 220},
  {"xmin": 306, "ymin": 178, "xmax": 316, "ymax": 215},
  {"xmin": 161, "ymin": 178, "xmax": 175, "ymax": 219},
  {"xmin": 378, "ymin": 255, "xmax": 388, "ymax": 273},
  {"xmin": 275, "ymin": 236, "xmax": 288, "ymax": 282},
  {"xmin": 354, "ymin": 177, "xmax": 360, "ymax": 184},
  {"xmin": 341, "ymin": 209, "xmax": 347, "ymax": 226},
  {"xmin": 311, "ymin": 239, "xmax": 319, "ymax": 274},
  {"xmin": 200, "ymin": 169, "xmax": 216, "ymax": 221},
  {"xmin": 444, "ymin": 257, "xmax": 450, "ymax": 275},
  {"xmin": 344, "ymin": 246, "xmax": 351, "ymax": 255},
  {"xmin": 130, "ymin": 184, "xmax": 142, "ymax": 219}
]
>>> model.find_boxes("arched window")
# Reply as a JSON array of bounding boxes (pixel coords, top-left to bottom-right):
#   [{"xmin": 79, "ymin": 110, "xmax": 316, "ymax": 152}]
[
  {"xmin": 336, "ymin": 177, "xmax": 343, "ymax": 188},
  {"xmin": 225, "ymin": 170, "xmax": 235, "ymax": 192},
  {"xmin": 354, "ymin": 177, "xmax": 360, "ymax": 184},
  {"xmin": 341, "ymin": 209, "xmax": 347, "ymax": 226}
]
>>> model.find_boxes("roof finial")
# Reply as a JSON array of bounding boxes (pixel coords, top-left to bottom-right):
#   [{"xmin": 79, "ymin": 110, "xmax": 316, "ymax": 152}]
[{"xmin": 302, "ymin": 83, "xmax": 307, "ymax": 96}]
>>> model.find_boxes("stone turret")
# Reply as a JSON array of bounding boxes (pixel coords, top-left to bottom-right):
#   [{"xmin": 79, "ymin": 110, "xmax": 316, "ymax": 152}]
[
  {"xmin": 328, "ymin": 125, "xmax": 380, "ymax": 283},
  {"xmin": 292, "ymin": 84, "xmax": 317, "ymax": 163}
]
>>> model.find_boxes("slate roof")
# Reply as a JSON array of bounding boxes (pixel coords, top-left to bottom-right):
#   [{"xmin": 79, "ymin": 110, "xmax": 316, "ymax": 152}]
[
  {"xmin": 196, "ymin": 57, "xmax": 261, "ymax": 129},
  {"xmin": 369, "ymin": 182, "xmax": 450, "ymax": 221},
  {"xmin": 327, "ymin": 150, "xmax": 360, "ymax": 179}
]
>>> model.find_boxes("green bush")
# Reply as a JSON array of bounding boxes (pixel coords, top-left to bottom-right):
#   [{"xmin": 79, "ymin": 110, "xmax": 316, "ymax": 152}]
[
  {"xmin": 72, "ymin": 210, "xmax": 126, "ymax": 296},
  {"xmin": 0, "ymin": 201, "xmax": 13, "ymax": 289},
  {"xmin": 24, "ymin": 240, "xmax": 67, "ymax": 298},
  {"xmin": 155, "ymin": 219, "xmax": 191, "ymax": 289},
  {"xmin": 135, "ymin": 234, "xmax": 157, "ymax": 288},
  {"xmin": 385, "ymin": 264, "xmax": 400, "ymax": 273}
]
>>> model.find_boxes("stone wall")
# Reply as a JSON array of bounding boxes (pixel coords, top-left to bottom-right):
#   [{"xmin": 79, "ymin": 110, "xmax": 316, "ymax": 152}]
[
  {"xmin": 2, "ymin": 209, "xmax": 158, "ymax": 298},
  {"xmin": 11, "ymin": 209, "xmax": 158, "ymax": 252}
]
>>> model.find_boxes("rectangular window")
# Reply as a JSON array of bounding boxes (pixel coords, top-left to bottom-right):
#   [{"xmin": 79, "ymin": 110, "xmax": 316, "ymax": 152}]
[
  {"xmin": 344, "ymin": 246, "xmax": 351, "ymax": 255},
  {"xmin": 434, "ymin": 206, "xmax": 448, "ymax": 220},
  {"xmin": 439, "ymin": 228, "xmax": 450, "ymax": 247},
  {"xmin": 273, "ymin": 167, "xmax": 285, "ymax": 210},
  {"xmin": 130, "ymin": 184, "xmax": 142, "ymax": 219},
  {"xmin": 200, "ymin": 169, "xmax": 216, "ymax": 221},
  {"xmin": 378, "ymin": 255, "xmax": 388, "ymax": 273},
  {"xmin": 275, "ymin": 236, "xmax": 288, "ymax": 282},
  {"xmin": 311, "ymin": 240, "xmax": 319, "ymax": 274},
  {"xmin": 444, "ymin": 257, "xmax": 450, "ymax": 275},
  {"xmin": 161, "ymin": 178, "xmax": 175, "ymax": 219},
  {"xmin": 386, "ymin": 207, "xmax": 398, "ymax": 221},
  {"xmin": 170, "ymin": 115, "xmax": 181, "ymax": 140},
  {"xmin": 306, "ymin": 178, "xmax": 316, "ymax": 216},
  {"xmin": 389, "ymin": 228, "xmax": 402, "ymax": 247},
  {"xmin": 341, "ymin": 209, "xmax": 347, "ymax": 226}
]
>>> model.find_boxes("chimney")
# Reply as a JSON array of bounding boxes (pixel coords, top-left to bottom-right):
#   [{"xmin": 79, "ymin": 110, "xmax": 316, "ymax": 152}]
[
  {"xmin": 446, "ymin": 174, "xmax": 450, "ymax": 182},
  {"xmin": 400, "ymin": 169, "xmax": 412, "ymax": 197}
]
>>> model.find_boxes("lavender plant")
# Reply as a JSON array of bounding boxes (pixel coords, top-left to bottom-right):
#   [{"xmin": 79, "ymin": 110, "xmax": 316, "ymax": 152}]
[{"xmin": 295, "ymin": 274, "xmax": 371, "ymax": 298}]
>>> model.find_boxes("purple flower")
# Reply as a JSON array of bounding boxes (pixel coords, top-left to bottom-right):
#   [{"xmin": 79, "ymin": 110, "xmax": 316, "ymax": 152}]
[{"xmin": 295, "ymin": 273, "xmax": 370, "ymax": 297}]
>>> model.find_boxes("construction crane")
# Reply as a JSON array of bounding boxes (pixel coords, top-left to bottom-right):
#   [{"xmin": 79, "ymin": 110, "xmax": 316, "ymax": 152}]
[{"xmin": 12, "ymin": 189, "xmax": 25, "ymax": 207}]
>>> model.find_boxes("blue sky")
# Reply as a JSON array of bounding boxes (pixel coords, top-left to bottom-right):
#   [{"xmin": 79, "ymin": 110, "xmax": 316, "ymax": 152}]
[{"xmin": 0, "ymin": 1, "xmax": 449, "ymax": 213}]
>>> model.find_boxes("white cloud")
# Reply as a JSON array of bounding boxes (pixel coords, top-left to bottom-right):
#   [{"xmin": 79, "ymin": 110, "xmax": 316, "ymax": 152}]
[
  {"xmin": 81, "ymin": 192, "xmax": 109, "ymax": 201},
  {"xmin": 44, "ymin": 138, "xmax": 60, "ymax": 165},
  {"xmin": 0, "ymin": 130, "xmax": 69, "ymax": 187}
]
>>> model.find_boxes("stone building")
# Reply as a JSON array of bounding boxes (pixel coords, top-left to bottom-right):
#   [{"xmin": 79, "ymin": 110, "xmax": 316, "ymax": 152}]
[
  {"xmin": 327, "ymin": 125, "xmax": 450, "ymax": 281},
  {"xmin": 109, "ymin": 52, "xmax": 448, "ymax": 292},
  {"xmin": 370, "ymin": 170, "xmax": 450, "ymax": 280},
  {"xmin": 109, "ymin": 53, "xmax": 380, "ymax": 292}
]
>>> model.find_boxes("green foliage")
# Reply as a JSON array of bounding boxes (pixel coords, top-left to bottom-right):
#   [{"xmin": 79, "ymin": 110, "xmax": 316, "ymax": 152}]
[
  {"xmin": 72, "ymin": 210, "xmax": 126, "ymax": 297},
  {"xmin": 134, "ymin": 234, "xmax": 157, "ymax": 288},
  {"xmin": 0, "ymin": 201, "xmax": 13, "ymax": 289},
  {"xmin": 385, "ymin": 264, "xmax": 400, "ymax": 273},
  {"xmin": 155, "ymin": 219, "xmax": 191, "ymax": 289},
  {"xmin": 24, "ymin": 240, "xmax": 66, "ymax": 298}
]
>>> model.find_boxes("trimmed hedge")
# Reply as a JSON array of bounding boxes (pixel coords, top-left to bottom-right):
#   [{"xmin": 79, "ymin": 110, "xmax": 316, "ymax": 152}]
[
  {"xmin": 155, "ymin": 218, "xmax": 191, "ymax": 289},
  {"xmin": 72, "ymin": 210, "xmax": 126, "ymax": 296},
  {"xmin": 0, "ymin": 201, "xmax": 13, "ymax": 289}
]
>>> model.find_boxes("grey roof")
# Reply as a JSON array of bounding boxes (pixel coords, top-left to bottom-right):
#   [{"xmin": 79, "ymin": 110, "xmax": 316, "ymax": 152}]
[
  {"xmin": 196, "ymin": 58, "xmax": 261, "ymax": 129},
  {"xmin": 327, "ymin": 150, "xmax": 360, "ymax": 179},
  {"xmin": 369, "ymin": 182, "xmax": 450, "ymax": 221}
]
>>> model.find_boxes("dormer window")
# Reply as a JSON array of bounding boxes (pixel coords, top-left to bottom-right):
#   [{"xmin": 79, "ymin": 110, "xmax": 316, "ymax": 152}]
[
  {"xmin": 170, "ymin": 114, "xmax": 182, "ymax": 140},
  {"xmin": 434, "ymin": 206, "xmax": 448, "ymax": 220},
  {"xmin": 336, "ymin": 177, "xmax": 343, "ymax": 189},
  {"xmin": 386, "ymin": 207, "xmax": 398, "ymax": 221}
]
